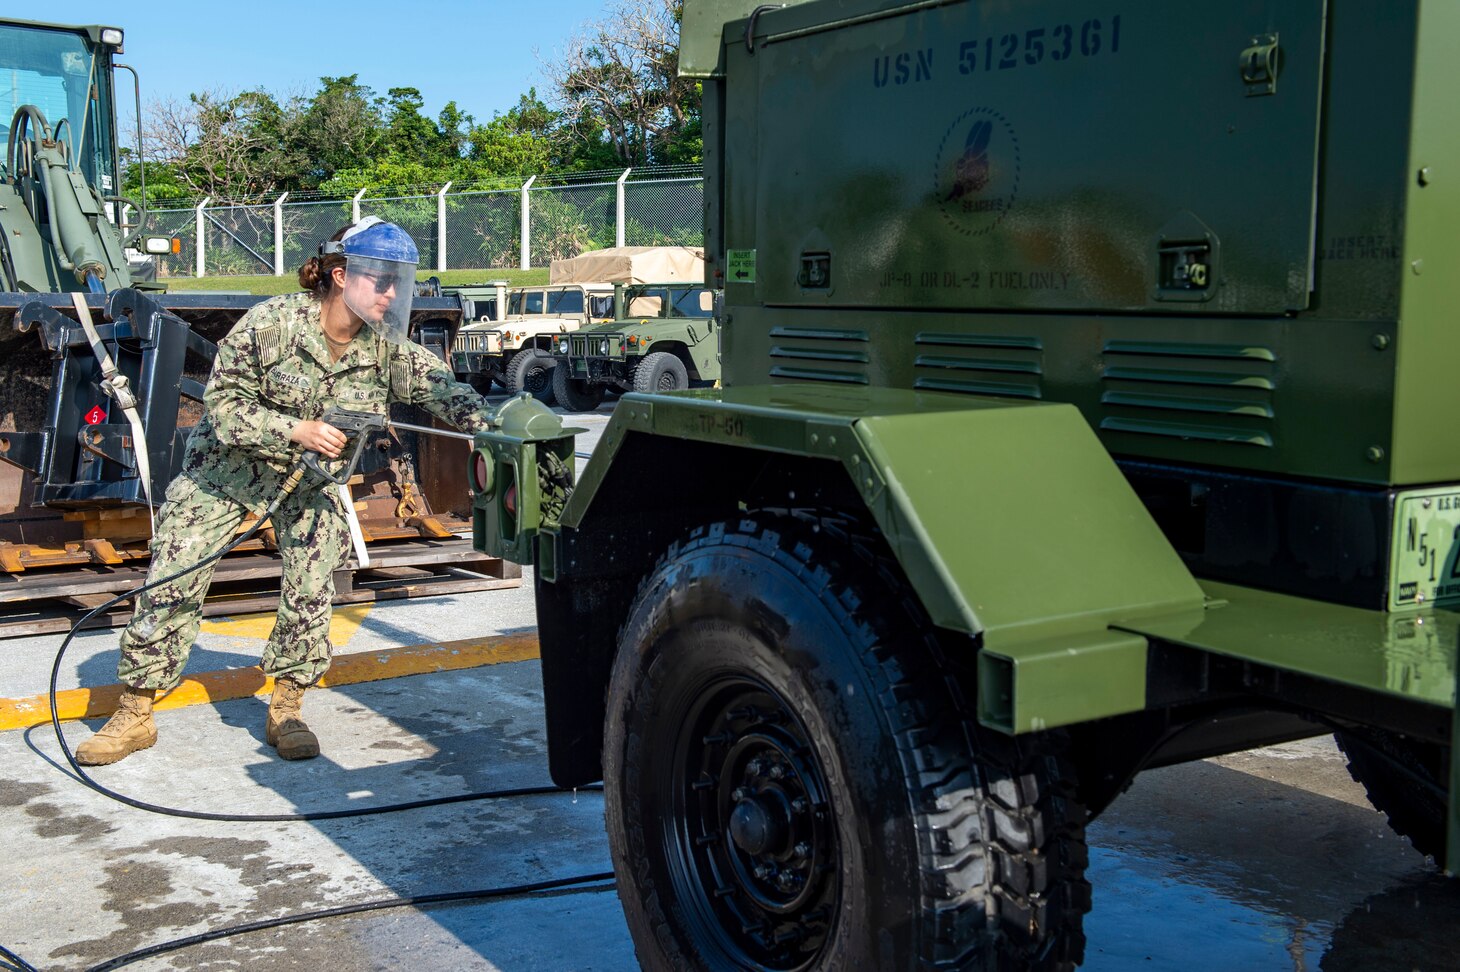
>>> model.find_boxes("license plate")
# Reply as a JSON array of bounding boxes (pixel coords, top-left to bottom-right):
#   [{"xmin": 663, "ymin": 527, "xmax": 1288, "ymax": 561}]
[{"xmin": 1389, "ymin": 487, "xmax": 1460, "ymax": 610}]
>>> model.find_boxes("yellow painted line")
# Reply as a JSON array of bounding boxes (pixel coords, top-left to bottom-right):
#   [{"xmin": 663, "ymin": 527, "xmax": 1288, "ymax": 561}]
[
  {"xmin": 0, "ymin": 632, "xmax": 539, "ymax": 732},
  {"xmin": 201, "ymin": 603, "xmax": 374, "ymax": 646}
]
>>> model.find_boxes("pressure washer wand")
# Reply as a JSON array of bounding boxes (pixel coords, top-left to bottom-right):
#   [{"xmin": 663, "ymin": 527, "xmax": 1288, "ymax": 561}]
[{"xmin": 386, "ymin": 419, "xmax": 475, "ymax": 441}]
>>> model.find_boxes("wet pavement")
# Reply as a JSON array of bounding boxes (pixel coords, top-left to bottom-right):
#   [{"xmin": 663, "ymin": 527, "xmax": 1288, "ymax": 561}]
[
  {"xmin": 1084, "ymin": 742, "xmax": 1460, "ymax": 971},
  {"xmin": 1, "ymin": 401, "xmax": 1457, "ymax": 970}
]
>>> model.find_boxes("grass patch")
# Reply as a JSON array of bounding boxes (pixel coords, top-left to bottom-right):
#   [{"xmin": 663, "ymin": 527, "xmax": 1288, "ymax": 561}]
[{"xmin": 160, "ymin": 268, "xmax": 550, "ymax": 297}]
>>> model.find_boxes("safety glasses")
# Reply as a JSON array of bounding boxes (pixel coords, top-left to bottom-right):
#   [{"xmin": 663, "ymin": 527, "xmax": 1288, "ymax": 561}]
[{"xmin": 357, "ymin": 271, "xmax": 398, "ymax": 295}]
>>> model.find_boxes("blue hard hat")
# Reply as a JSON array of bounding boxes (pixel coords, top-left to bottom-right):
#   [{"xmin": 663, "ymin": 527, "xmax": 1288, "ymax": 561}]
[{"xmin": 320, "ymin": 217, "xmax": 419, "ymax": 264}]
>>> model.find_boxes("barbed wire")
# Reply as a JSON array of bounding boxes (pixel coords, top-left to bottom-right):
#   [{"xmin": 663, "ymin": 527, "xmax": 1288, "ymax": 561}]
[{"xmin": 140, "ymin": 164, "xmax": 703, "ymax": 211}]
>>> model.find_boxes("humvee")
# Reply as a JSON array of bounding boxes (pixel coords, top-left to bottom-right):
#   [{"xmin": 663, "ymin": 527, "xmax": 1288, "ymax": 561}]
[
  {"xmin": 456, "ymin": 282, "xmax": 615, "ymax": 399},
  {"xmin": 550, "ymin": 283, "xmax": 718, "ymax": 411}
]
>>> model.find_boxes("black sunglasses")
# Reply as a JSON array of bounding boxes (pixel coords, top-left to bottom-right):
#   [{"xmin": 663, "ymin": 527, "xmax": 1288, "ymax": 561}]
[{"xmin": 355, "ymin": 270, "xmax": 398, "ymax": 295}]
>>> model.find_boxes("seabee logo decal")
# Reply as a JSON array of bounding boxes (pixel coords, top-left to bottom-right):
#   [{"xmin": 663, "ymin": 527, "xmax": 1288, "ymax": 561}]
[{"xmin": 935, "ymin": 108, "xmax": 1020, "ymax": 237}]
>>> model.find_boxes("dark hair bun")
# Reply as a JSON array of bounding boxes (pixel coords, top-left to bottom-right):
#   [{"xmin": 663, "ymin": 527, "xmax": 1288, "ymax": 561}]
[{"xmin": 298, "ymin": 256, "xmax": 323, "ymax": 292}]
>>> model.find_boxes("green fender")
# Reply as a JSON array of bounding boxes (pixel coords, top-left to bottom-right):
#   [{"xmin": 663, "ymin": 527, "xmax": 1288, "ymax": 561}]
[
  {"xmin": 677, "ymin": 319, "xmax": 720, "ymax": 381},
  {"xmin": 559, "ymin": 385, "xmax": 1207, "ymax": 732}
]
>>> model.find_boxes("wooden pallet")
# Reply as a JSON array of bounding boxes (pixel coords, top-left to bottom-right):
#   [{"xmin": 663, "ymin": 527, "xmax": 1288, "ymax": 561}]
[{"xmin": 0, "ymin": 536, "xmax": 521, "ymax": 639}]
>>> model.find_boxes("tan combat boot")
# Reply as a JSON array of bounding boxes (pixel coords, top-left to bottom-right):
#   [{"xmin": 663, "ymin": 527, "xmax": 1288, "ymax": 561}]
[
  {"xmin": 266, "ymin": 678, "xmax": 320, "ymax": 760},
  {"xmin": 75, "ymin": 686, "xmax": 157, "ymax": 766}
]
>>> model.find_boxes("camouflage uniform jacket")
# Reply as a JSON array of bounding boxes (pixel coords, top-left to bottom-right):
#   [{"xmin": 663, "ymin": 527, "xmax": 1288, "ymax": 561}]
[{"xmin": 182, "ymin": 291, "xmax": 491, "ymax": 513}]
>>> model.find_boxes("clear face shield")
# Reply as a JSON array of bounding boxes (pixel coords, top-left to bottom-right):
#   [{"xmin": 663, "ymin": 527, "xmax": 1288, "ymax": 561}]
[{"xmin": 341, "ymin": 254, "xmax": 415, "ymax": 344}]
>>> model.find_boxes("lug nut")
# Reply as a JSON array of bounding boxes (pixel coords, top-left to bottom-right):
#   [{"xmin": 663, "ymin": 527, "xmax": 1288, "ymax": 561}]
[
  {"xmin": 769, "ymin": 763, "xmax": 785, "ymax": 779},
  {"xmin": 791, "ymin": 798, "xmax": 808, "ymax": 814},
  {"xmin": 794, "ymin": 842, "xmax": 811, "ymax": 858},
  {"xmin": 732, "ymin": 787, "xmax": 749, "ymax": 802}
]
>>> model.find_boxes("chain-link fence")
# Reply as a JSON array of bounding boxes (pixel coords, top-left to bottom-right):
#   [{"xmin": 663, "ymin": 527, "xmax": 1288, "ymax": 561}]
[
  {"xmin": 203, "ymin": 203, "xmax": 275, "ymax": 276},
  {"xmin": 445, "ymin": 189, "xmax": 521, "ymax": 270},
  {"xmin": 360, "ymin": 195, "xmax": 440, "ymax": 271},
  {"xmin": 624, "ymin": 176, "xmax": 704, "ymax": 247},
  {"xmin": 139, "ymin": 166, "xmax": 705, "ymax": 279},
  {"xmin": 531, "ymin": 180, "xmax": 618, "ymax": 264},
  {"xmin": 144, "ymin": 207, "xmax": 198, "ymax": 278},
  {"xmin": 280, "ymin": 199, "xmax": 354, "ymax": 272}
]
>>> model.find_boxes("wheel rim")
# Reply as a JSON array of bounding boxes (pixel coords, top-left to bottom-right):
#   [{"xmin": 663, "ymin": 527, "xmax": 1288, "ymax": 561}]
[
  {"xmin": 665, "ymin": 676, "xmax": 839, "ymax": 970},
  {"xmin": 523, "ymin": 363, "xmax": 551, "ymax": 394},
  {"xmin": 657, "ymin": 367, "xmax": 681, "ymax": 391}
]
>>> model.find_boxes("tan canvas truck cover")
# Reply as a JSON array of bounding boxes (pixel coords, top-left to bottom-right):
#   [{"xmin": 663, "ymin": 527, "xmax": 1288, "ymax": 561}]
[{"xmin": 549, "ymin": 246, "xmax": 705, "ymax": 285}]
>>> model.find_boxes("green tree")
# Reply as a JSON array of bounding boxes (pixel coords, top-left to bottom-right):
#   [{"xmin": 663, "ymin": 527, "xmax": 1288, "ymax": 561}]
[
  {"xmin": 292, "ymin": 75, "xmax": 383, "ymax": 189},
  {"xmin": 549, "ymin": 0, "xmax": 701, "ymax": 166},
  {"xmin": 466, "ymin": 90, "xmax": 558, "ymax": 177}
]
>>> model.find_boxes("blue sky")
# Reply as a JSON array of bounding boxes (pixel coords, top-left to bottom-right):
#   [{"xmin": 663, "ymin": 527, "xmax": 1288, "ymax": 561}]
[{"xmin": 51, "ymin": 1, "xmax": 615, "ymax": 123}]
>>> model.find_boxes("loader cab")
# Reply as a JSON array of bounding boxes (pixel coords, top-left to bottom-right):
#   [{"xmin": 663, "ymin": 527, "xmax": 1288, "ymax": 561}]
[{"xmin": 0, "ymin": 19, "xmax": 123, "ymax": 197}]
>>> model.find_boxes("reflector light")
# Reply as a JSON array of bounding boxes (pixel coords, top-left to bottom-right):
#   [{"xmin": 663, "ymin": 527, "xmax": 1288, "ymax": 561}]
[
  {"xmin": 504, "ymin": 483, "xmax": 518, "ymax": 517},
  {"xmin": 472, "ymin": 452, "xmax": 491, "ymax": 494}
]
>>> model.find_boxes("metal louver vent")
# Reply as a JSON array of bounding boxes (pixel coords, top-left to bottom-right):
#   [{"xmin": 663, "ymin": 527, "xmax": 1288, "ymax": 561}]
[
  {"xmin": 913, "ymin": 333, "xmax": 1044, "ymax": 399},
  {"xmin": 1099, "ymin": 340, "xmax": 1278, "ymax": 448},
  {"xmin": 768, "ymin": 326, "xmax": 869, "ymax": 385}
]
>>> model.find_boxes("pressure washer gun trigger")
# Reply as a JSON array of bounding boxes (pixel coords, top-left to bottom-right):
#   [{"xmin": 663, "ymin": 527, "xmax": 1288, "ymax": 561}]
[{"xmin": 300, "ymin": 407, "xmax": 388, "ymax": 486}]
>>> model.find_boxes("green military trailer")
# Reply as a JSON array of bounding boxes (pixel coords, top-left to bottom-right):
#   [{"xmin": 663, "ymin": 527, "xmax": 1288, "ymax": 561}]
[
  {"xmin": 550, "ymin": 282, "xmax": 720, "ymax": 410},
  {"xmin": 470, "ymin": 0, "xmax": 1458, "ymax": 968}
]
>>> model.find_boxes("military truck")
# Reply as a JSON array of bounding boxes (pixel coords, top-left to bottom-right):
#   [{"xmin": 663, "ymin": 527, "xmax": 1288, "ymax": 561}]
[
  {"xmin": 461, "ymin": 281, "xmax": 616, "ymax": 400},
  {"xmin": 550, "ymin": 282, "xmax": 719, "ymax": 410},
  {"xmin": 455, "ymin": 247, "xmax": 703, "ymax": 402},
  {"xmin": 470, "ymin": 1, "xmax": 1457, "ymax": 968}
]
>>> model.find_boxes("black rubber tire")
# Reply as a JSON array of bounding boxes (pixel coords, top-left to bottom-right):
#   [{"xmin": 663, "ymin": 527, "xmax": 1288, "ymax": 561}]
[
  {"xmin": 506, "ymin": 348, "xmax": 558, "ymax": 404},
  {"xmin": 604, "ymin": 514, "xmax": 1090, "ymax": 972},
  {"xmin": 1336, "ymin": 729, "xmax": 1451, "ymax": 863},
  {"xmin": 632, "ymin": 351, "xmax": 689, "ymax": 394},
  {"xmin": 552, "ymin": 366, "xmax": 606, "ymax": 411}
]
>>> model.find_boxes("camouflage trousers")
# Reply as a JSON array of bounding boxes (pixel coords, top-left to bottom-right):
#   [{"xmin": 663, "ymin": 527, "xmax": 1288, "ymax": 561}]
[{"xmin": 117, "ymin": 474, "xmax": 349, "ymax": 691}]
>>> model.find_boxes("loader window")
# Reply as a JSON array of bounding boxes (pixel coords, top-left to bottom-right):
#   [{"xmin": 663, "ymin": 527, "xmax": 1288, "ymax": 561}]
[{"xmin": 0, "ymin": 24, "xmax": 116, "ymax": 192}]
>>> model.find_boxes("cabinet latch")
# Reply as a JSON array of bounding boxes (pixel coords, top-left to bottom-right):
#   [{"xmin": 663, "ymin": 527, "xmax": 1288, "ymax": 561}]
[
  {"xmin": 1157, "ymin": 240, "xmax": 1214, "ymax": 302},
  {"xmin": 798, "ymin": 251, "xmax": 831, "ymax": 289},
  {"xmin": 1240, "ymin": 33, "xmax": 1279, "ymax": 96}
]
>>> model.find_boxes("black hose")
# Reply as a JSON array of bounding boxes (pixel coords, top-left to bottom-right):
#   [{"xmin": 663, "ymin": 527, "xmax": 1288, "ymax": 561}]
[
  {"xmin": 49, "ymin": 466, "xmax": 604, "ymax": 821},
  {"xmin": 49, "ymin": 473, "xmax": 296, "ymax": 814},
  {"xmin": 1, "ymin": 874, "xmax": 617, "ymax": 972},
  {"xmin": 35, "ymin": 465, "xmax": 619, "ymax": 972},
  {"xmin": 0, "ymin": 943, "xmax": 40, "ymax": 972},
  {"xmin": 82, "ymin": 874, "xmax": 617, "ymax": 972}
]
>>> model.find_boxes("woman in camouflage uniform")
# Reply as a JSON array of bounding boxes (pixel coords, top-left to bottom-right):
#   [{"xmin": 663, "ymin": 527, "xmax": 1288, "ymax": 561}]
[{"xmin": 77, "ymin": 219, "xmax": 493, "ymax": 765}]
